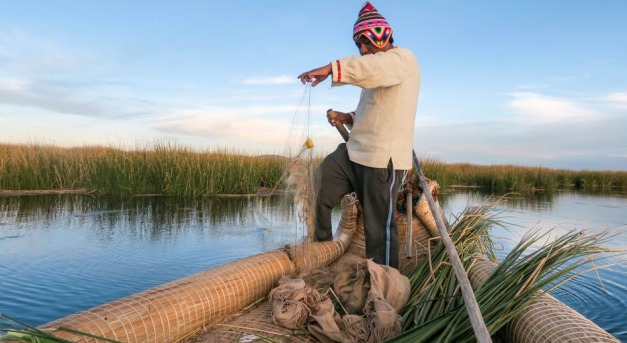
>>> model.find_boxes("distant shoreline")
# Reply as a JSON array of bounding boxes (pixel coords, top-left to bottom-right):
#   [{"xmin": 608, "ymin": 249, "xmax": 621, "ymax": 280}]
[
  {"xmin": 0, "ymin": 187, "xmax": 283, "ymax": 197},
  {"xmin": 0, "ymin": 189, "xmax": 89, "ymax": 196}
]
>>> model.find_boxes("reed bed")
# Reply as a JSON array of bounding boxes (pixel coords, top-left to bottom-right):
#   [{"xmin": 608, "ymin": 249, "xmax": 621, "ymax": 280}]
[
  {"xmin": 423, "ymin": 160, "xmax": 626, "ymax": 193},
  {"xmin": 0, "ymin": 143, "xmax": 287, "ymax": 197},
  {"xmin": 1, "ymin": 143, "xmax": 624, "ymax": 195}
]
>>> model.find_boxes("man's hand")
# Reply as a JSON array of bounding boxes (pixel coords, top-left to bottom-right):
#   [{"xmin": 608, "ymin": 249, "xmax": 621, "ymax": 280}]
[
  {"xmin": 327, "ymin": 110, "xmax": 353, "ymax": 126},
  {"xmin": 297, "ymin": 64, "xmax": 332, "ymax": 87}
]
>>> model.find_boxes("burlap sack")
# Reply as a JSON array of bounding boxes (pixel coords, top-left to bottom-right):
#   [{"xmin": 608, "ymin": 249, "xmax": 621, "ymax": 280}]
[
  {"xmin": 307, "ymin": 298, "xmax": 343, "ymax": 343},
  {"xmin": 365, "ymin": 298, "xmax": 401, "ymax": 343},
  {"xmin": 271, "ymin": 260, "xmax": 410, "ymax": 342},
  {"xmin": 342, "ymin": 314, "xmax": 370, "ymax": 342},
  {"xmin": 272, "ymin": 300, "xmax": 309, "ymax": 329},
  {"xmin": 268, "ymin": 276, "xmax": 307, "ymax": 302},
  {"xmin": 365, "ymin": 259, "xmax": 410, "ymax": 312},
  {"xmin": 269, "ymin": 277, "xmax": 310, "ymax": 329}
]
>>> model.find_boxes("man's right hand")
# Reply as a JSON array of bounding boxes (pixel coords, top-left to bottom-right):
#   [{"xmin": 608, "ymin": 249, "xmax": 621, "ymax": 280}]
[{"xmin": 327, "ymin": 111, "xmax": 353, "ymax": 126}]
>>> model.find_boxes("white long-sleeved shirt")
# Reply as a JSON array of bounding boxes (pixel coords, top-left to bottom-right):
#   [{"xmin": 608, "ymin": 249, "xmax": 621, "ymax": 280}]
[{"xmin": 331, "ymin": 47, "xmax": 420, "ymax": 170}]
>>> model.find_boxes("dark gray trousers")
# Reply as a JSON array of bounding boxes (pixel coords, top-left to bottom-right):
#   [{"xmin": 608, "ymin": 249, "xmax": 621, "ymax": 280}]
[{"xmin": 315, "ymin": 144, "xmax": 404, "ymax": 269}]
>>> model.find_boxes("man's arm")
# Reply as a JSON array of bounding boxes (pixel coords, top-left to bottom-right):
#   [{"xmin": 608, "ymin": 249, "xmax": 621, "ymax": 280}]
[{"xmin": 297, "ymin": 63, "xmax": 332, "ymax": 87}]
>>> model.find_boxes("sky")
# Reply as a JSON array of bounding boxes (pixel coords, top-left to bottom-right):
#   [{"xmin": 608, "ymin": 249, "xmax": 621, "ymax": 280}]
[{"xmin": 1, "ymin": 1, "xmax": 626, "ymax": 171}]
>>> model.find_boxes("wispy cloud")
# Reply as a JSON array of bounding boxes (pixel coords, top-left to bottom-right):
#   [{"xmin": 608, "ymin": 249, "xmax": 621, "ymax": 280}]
[
  {"xmin": 599, "ymin": 92, "xmax": 627, "ymax": 110},
  {"xmin": 0, "ymin": 77, "xmax": 107, "ymax": 116},
  {"xmin": 241, "ymin": 75, "xmax": 296, "ymax": 85},
  {"xmin": 0, "ymin": 77, "xmax": 152, "ymax": 119},
  {"xmin": 414, "ymin": 116, "xmax": 627, "ymax": 170},
  {"xmin": 507, "ymin": 92, "xmax": 600, "ymax": 123},
  {"xmin": 0, "ymin": 29, "xmax": 93, "ymax": 73},
  {"xmin": 150, "ymin": 103, "xmax": 344, "ymax": 151},
  {"xmin": 152, "ymin": 106, "xmax": 298, "ymax": 143}
]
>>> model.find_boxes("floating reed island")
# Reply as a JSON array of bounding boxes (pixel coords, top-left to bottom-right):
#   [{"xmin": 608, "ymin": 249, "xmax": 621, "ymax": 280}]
[{"xmin": 1, "ymin": 165, "xmax": 620, "ymax": 343}]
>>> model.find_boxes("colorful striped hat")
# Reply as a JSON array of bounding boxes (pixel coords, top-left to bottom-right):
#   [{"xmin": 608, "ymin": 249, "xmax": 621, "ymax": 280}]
[{"xmin": 353, "ymin": 2, "xmax": 393, "ymax": 48}]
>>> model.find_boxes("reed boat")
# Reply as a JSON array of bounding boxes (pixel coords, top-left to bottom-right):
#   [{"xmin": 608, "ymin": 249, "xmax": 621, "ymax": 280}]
[{"xmin": 29, "ymin": 176, "xmax": 619, "ymax": 343}]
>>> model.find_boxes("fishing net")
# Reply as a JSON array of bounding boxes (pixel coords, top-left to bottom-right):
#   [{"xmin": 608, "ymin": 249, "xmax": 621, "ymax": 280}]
[{"xmin": 331, "ymin": 258, "xmax": 370, "ymax": 315}]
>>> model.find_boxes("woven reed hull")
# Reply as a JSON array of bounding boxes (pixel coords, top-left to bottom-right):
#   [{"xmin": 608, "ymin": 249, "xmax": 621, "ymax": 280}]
[
  {"xmin": 470, "ymin": 256, "xmax": 619, "ymax": 343},
  {"xmin": 40, "ymin": 195, "xmax": 359, "ymax": 343},
  {"xmin": 191, "ymin": 200, "xmax": 433, "ymax": 342}
]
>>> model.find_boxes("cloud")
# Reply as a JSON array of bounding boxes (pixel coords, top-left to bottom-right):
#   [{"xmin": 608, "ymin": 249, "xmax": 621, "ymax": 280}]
[
  {"xmin": 152, "ymin": 105, "xmax": 300, "ymax": 144},
  {"xmin": 599, "ymin": 92, "xmax": 627, "ymax": 110},
  {"xmin": 148, "ymin": 102, "xmax": 347, "ymax": 153},
  {"xmin": 0, "ymin": 30, "xmax": 143, "ymax": 118},
  {"xmin": 0, "ymin": 78, "xmax": 28, "ymax": 91},
  {"xmin": 241, "ymin": 75, "xmax": 296, "ymax": 85},
  {"xmin": 507, "ymin": 92, "xmax": 600, "ymax": 123},
  {"xmin": 414, "ymin": 113, "xmax": 627, "ymax": 170},
  {"xmin": 0, "ymin": 30, "xmax": 93, "ymax": 73},
  {"xmin": 0, "ymin": 77, "xmax": 153, "ymax": 119},
  {"xmin": 0, "ymin": 77, "xmax": 107, "ymax": 116}
]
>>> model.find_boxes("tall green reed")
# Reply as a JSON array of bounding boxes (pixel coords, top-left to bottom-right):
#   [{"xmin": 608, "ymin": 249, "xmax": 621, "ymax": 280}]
[
  {"xmin": 0, "ymin": 143, "xmax": 286, "ymax": 196},
  {"xmin": 420, "ymin": 160, "xmax": 626, "ymax": 193},
  {"xmin": 1, "ymin": 143, "xmax": 624, "ymax": 195}
]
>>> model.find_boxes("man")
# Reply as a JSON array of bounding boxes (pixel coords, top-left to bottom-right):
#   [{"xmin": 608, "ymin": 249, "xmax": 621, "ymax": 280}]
[{"xmin": 297, "ymin": 2, "xmax": 420, "ymax": 269}]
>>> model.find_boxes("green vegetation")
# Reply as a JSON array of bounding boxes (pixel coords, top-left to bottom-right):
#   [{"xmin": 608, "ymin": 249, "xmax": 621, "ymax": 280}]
[
  {"xmin": 1, "ymin": 143, "xmax": 625, "ymax": 196},
  {"xmin": 0, "ymin": 143, "xmax": 286, "ymax": 196},
  {"xmin": 421, "ymin": 160, "xmax": 626, "ymax": 194},
  {"xmin": 1, "ymin": 313, "xmax": 120, "ymax": 343}
]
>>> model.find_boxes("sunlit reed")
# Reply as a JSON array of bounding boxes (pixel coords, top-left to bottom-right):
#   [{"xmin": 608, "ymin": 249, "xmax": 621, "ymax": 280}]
[
  {"xmin": 0, "ymin": 143, "xmax": 287, "ymax": 196},
  {"xmin": 1, "ymin": 144, "xmax": 624, "ymax": 195}
]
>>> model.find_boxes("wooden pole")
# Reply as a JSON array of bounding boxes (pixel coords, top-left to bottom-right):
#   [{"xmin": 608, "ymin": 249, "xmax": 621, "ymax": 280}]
[
  {"xmin": 405, "ymin": 169, "xmax": 413, "ymax": 258},
  {"xmin": 326, "ymin": 109, "xmax": 350, "ymax": 142},
  {"xmin": 412, "ymin": 151, "xmax": 492, "ymax": 343}
]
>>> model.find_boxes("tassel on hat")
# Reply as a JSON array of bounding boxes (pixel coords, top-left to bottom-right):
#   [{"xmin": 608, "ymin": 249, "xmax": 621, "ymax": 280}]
[{"xmin": 353, "ymin": 2, "xmax": 393, "ymax": 48}]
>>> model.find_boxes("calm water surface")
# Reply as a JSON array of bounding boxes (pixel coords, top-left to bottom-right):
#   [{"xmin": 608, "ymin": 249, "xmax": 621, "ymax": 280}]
[{"xmin": 0, "ymin": 191, "xmax": 625, "ymax": 340}]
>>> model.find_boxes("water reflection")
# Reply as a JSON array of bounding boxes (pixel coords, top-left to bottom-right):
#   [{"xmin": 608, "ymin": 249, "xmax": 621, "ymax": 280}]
[
  {"xmin": 0, "ymin": 195, "xmax": 298, "ymax": 242},
  {"xmin": 440, "ymin": 189, "xmax": 557, "ymax": 212},
  {"xmin": 0, "ymin": 194, "xmax": 307, "ymax": 326}
]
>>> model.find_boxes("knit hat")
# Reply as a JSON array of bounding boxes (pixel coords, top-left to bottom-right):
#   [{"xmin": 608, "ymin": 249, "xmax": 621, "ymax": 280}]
[{"xmin": 353, "ymin": 2, "xmax": 393, "ymax": 48}]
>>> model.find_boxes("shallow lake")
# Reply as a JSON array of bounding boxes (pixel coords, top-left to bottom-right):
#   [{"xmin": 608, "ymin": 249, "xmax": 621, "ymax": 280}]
[{"xmin": 0, "ymin": 190, "xmax": 625, "ymax": 341}]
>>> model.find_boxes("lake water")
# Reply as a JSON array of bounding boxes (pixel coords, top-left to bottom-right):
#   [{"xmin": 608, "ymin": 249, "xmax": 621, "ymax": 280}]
[{"xmin": 0, "ymin": 190, "xmax": 625, "ymax": 341}]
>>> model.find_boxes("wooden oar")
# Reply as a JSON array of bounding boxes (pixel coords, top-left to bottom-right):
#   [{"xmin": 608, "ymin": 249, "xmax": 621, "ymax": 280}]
[
  {"xmin": 326, "ymin": 109, "xmax": 350, "ymax": 142},
  {"xmin": 325, "ymin": 108, "xmax": 491, "ymax": 342},
  {"xmin": 412, "ymin": 150, "xmax": 492, "ymax": 343}
]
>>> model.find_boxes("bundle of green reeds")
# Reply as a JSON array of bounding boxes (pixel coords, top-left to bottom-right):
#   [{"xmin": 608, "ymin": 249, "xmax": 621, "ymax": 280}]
[
  {"xmin": 0, "ymin": 313, "xmax": 119, "ymax": 343},
  {"xmin": 389, "ymin": 203, "xmax": 616, "ymax": 343}
]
